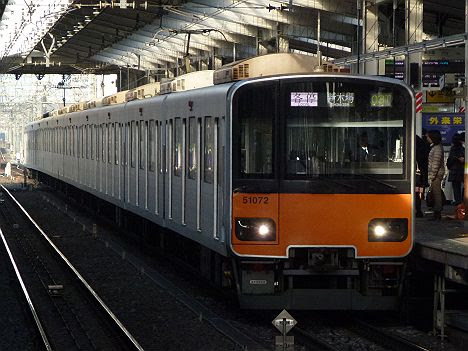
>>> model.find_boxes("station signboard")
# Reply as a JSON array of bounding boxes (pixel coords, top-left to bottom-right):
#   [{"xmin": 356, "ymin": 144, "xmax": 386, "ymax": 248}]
[{"xmin": 422, "ymin": 113, "xmax": 465, "ymax": 145}]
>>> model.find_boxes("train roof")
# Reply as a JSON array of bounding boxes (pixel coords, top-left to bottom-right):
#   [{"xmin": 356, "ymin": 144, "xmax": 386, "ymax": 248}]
[{"xmin": 34, "ymin": 54, "xmax": 349, "ymax": 119}]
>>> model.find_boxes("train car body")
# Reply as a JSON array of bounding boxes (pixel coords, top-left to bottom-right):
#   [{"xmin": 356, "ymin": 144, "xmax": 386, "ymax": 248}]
[{"xmin": 24, "ymin": 54, "xmax": 414, "ymax": 310}]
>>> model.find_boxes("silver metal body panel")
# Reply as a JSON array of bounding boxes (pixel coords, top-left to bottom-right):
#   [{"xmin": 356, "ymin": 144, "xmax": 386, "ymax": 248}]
[{"xmin": 24, "ymin": 83, "xmax": 234, "ymax": 256}]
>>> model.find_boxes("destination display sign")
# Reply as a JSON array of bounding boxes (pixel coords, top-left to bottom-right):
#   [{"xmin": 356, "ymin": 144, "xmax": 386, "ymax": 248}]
[
  {"xmin": 370, "ymin": 93, "xmax": 392, "ymax": 107},
  {"xmin": 290, "ymin": 92, "xmax": 318, "ymax": 107}
]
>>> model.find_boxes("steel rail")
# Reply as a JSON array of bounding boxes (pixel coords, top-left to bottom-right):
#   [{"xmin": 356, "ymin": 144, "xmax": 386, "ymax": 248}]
[
  {"xmin": 293, "ymin": 326, "xmax": 342, "ymax": 351},
  {"xmin": 350, "ymin": 318, "xmax": 431, "ymax": 351},
  {"xmin": 0, "ymin": 185, "xmax": 144, "ymax": 351},
  {"xmin": 0, "ymin": 227, "xmax": 53, "ymax": 351}
]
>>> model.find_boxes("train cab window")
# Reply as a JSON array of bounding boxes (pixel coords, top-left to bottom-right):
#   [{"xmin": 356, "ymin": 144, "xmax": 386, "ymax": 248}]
[
  {"xmin": 204, "ymin": 116, "xmax": 214, "ymax": 183},
  {"xmin": 131, "ymin": 121, "xmax": 136, "ymax": 168},
  {"xmin": 139, "ymin": 120, "xmax": 145, "ymax": 170},
  {"xmin": 174, "ymin": 118, "xmax": 182, "ymax": 176},
  {"xmin": 233, "ymin": 83, "xmax": 275, "ymax": 179},
  {"xmin": 149, "ymin": 120, "xmax": 155, "ymax": 171},
  {"xmin": 188, "ymin": 117, "xmax": 197, "ymax": 179}
]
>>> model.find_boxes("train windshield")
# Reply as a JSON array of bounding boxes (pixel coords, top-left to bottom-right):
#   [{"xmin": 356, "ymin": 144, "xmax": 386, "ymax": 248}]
[
  {"xmin": 232, "ymin": 77, "xmax": 412, "ymax": 193},
  {"xmin": 282, "ymin": 79, "xmax": 409, "ymax": 179}
]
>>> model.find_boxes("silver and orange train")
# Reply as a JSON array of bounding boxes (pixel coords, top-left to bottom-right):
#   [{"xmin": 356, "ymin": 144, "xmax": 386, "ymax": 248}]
[{"xmin": 24, "ymin": 53, "xmax": 414, "ymax": 310}]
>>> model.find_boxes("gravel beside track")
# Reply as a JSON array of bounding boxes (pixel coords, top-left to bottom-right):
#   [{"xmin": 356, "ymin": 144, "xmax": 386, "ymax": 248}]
[{"xmin": 12, "ymin": 186, "xmax": 239, "ymax": 351}]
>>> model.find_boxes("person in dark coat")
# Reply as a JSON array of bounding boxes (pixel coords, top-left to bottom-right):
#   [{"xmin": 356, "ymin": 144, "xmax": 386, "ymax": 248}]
[
  {"xmin": 447, "ymin": 134, "xmax": 465, "ymax": 206},
  {"xmin": 415, "ymin": 134, "xmax": 429, "ymax": 217},
  {"xmin": 427, "ymin": 130, "xmax": 445, "ymax": 220}
]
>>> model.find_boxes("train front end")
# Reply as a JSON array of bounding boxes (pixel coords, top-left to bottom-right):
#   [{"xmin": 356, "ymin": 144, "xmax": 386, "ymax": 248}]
[{"xmin": 228, "ymin": 68, "xmax": 414, "ymax": 309}]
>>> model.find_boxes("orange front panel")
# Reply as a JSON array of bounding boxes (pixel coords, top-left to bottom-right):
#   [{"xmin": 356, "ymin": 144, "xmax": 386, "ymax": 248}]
[{"xmin": 231, "ymin": 193, "xmax": 412, "ymax": 258}]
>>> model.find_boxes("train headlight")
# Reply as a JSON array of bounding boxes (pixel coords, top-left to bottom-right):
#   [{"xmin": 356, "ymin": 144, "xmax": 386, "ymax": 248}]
[
  {"xmin": 235, "ymin": 218, "xmax": 276, "ymax": 241},
  {"xmin": 368, "ymin": 218, "xmax": 408, "ymax": 242}
]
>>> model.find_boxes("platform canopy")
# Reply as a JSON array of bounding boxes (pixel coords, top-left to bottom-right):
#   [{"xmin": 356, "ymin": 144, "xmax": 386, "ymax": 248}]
[{"xmin": 0, "ymin": 0, "xmax": 465, "ymax": 76}]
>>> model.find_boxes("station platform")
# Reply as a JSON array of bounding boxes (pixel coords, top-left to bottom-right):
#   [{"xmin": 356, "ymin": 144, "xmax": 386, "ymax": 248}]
[
  {"xmin": 413, "ymin": 205, "xmax": 467, "ymax": 338},
  {"xmin": 414, "ymin": 205, "xmax": 467, "ymax": 271}
]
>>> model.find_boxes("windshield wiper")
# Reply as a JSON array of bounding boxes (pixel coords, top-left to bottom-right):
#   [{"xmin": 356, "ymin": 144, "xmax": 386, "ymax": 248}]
[
  {"xmin": 317, "ymin": 176, "xmax": 356, "ymax": 190},
  {"xmin": 356, "ymin": 175, "xmax": 397, "ymax": 190}
]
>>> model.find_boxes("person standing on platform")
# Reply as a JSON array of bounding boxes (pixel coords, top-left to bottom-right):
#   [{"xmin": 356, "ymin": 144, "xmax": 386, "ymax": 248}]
[
  {"xmin": 427, "ymin": 130, "xmax": 445, "ymax": 220},
  {"xmin": 415, "ymin": 135, "xmax": 429, "ymax": 217},
  {"xmin": 446, "ymin": 134, "xmax": 465, "ymax": 206}
]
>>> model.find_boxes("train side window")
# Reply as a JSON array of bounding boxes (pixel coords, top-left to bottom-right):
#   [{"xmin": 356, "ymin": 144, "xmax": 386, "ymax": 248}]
[
  {"xmin": 115, "ymin": 123, "xmax": 119, "ymax": 165},
  {"xmin": 94, "ymin": 125, "xmax": 98, "ymax": 160},
  {"xmin": 108, "ymin": 123, "xmax": 113, "ymax": 164},
  {"xmin": 174, "ymin": 117, "xmax": 182, "ymax": 176},
  {"xmin": 91, "ymin": 125, "xmax": 95, "ymax": 160},
  {"xmin": 77, "ymin": 127, "xmax": 81, "ymax": 158},
  {"xmin": 66, "ymin": 127, "xmax": 68, "ymax": 155},
  {"xmin": 100, "ymin": 124, "xmax": 104, "ymax": 162},
  {"xmin": 86, "ymin": 125, "xmax": 90, "ymax": 159},
  {"xmin": 204, "ymin": 116, "xmax": 213, "ymax": 183},
  {"xmin": 149, "ymin": 120, "xmax": 155, "ymax": 171},
  {"xmin": 139, "ymin": 120, "xmax": 145, "ymax": 170},
  {"xmin": 158, "ymin": 121, "xmax": 163, "ymax": 174},
  {"xmin": 131, "ymin": 121, "xmax": 136, "ymax": 168},
  {"xmin": 188, "ymin": 117, "xmax": 197, "ymax": 179}
]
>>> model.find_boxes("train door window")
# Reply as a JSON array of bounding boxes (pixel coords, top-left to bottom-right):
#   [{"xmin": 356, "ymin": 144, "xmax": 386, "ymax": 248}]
[
  {"xmin": 115, "ymin": 123, "xmax": 119, "ymax": 165},
  {"xmin": 188, "ymin": 117, "xmax": 197, "ymax": 179},
  {"xmin": 204, "ymin": 116, "xmax": 213, "ymax": 183},
  {"xmin": 131, "ymin": 121, "xmax": 136, "ymax": 168},
  {"xmin": 139, "ymin": 120, "xmax": 145, "ymax": 170},
  {"xmin": 149, "ymin": 120, "xmax": 155, "ymax": 171},
  {"xmin": 174, "ymin": 117, "xmax": 182, "ymax": 176}
]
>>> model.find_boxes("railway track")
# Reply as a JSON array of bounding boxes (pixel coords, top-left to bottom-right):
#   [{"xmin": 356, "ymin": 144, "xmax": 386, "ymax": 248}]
[
  {"xmin": 0, "ymin": 185, "xmax": 143, "ymax": 351},
  {"xmin": 6, "ymin": 186, "xmax": 267, "ymax": 350},
  {"xmin": 349, "ymin": 318, "xmax": 431, "ymax": 351},
  {"xmin": 9, "ymin": 185, "xmax": 448, "ymax": 351}
]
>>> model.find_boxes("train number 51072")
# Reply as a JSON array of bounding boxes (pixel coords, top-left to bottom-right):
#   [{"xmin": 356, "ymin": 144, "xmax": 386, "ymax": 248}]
[{"xmin": 242, "ymin": 196, "xmax": 269, "ymax": 204}]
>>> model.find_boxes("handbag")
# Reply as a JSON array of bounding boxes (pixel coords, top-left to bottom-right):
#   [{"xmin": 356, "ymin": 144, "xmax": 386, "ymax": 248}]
[
  {"xmin": 426, "ymin": 189, "xmax": 434, "ymax": 208},
  {"xmin": 426, "ymin": 188, "xmax": 446, "ymax": 208}
]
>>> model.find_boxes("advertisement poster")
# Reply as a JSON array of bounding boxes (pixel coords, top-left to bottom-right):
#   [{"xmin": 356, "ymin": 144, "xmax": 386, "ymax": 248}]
[{"xmin": 422, "ymin": 113, "xmax": 465, "ymax": 145}]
